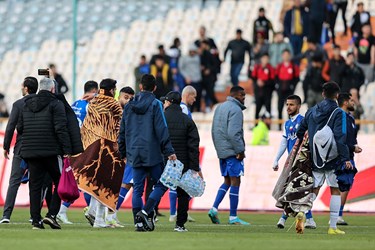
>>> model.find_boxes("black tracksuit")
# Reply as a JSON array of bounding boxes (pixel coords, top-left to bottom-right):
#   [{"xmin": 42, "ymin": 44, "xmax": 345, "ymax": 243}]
[
  {"xmin": 18, "ymin": 90, "xmax": 73, "ymax": 224},
  {"xmin": 164, "ymin": 104, "xmax": 200, "ymax": 228}
]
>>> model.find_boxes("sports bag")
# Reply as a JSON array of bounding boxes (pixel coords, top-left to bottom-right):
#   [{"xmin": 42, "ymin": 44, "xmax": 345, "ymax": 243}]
[
  {"xmin": 57, "ymin": 158, "xmax": 80, "ymax": 203},
  {"xmin": 312, "ymin": 108, "xmax": 340, "ymax": 169}
]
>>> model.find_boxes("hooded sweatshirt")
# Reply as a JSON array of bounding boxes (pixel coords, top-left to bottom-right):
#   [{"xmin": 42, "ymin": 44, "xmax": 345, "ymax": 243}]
[
  {"xmin": 118, "ymin": 91, "xmax": 175, "ymax": 168},
  {"xmin": 18, "ymin": 90, "xmax": 72, "ymax": 159},
  {"xmin": 297, "ymin": 98, "xmax": 350, "ymax": 170}
]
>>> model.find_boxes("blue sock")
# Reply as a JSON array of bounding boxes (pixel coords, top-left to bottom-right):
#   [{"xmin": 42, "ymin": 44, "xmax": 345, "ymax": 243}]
[
  {"xmin": 62, "ymin": 201, "xmax": 71, "ymax": 208},
  {"xmin": 116, "ymin": 186, "xmax": 130, "ymax": 210},
  {"xmin": 339, "ymin": 205, "xmax": 344, "ymax": 217},
  {"xmin": 144, "ymin": 184, "xmax": 168, "ymax": 214},
  {"xmin": 306, "ymin": 210, "xmax": 313, "ymax": 219},
  {"xmin": 229, "ymin": 186, "xmax": 239, "ymax": 217},
  {"xmin": 83, "ymin": 193, "xmax": 91, "ymax": 206},
  {"xmin": 281, "ymin": 213, "xmax": 288, "ymax": 220},
  {"xmin": 213, "ymin": 183, "xmax": 230, "ymax": 209},
  {"xmin": 169, "ymin": 190, "xmax": 177, "ymax": 215}
]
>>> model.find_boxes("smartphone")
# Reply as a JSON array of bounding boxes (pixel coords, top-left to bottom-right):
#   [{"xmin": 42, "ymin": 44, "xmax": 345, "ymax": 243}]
[{"xmin": 38, "ymin": 69, "xmax": 49, "ymax": 76}]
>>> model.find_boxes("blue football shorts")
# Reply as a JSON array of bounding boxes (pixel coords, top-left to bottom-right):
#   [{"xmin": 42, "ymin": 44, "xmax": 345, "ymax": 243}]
[{"xmin": 219, "ymin": 156, "xmax": 244, "ymax": 177}]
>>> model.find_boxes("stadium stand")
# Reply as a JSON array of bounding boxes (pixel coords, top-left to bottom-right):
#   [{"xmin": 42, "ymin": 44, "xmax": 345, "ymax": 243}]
[{"xmin": 0, "ymin": 0, "xmax": 374, "ymax": 131}]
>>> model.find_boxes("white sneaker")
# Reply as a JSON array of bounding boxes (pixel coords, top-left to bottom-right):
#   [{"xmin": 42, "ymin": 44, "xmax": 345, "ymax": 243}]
[
  {"xmin": 187, "ymin": 214, "xmax": 196, "ymax": 222},
  {"xmin": 276, "ymin": 217, "xmax": 286, "ymax": 229},
  {"xmin": 305, "ymin": 218, "xmax": 317, "ymax": 229},
  {"xmin": 337, "ymin": 216, "xmax": 348, "ymax": 226},
  {"xmin": 0, "ymin": 218, "xmax": 10, "ymax": 224},
  {"xmin": 106, "ymin": 212, "xmax": 124, "ymax": 228},
  {"xmin": 57, "ymin": 213, "xmax": 73, "ymax": 224},
  {"xmin": 93, "ymin": 219, "xmax": 113, "ymax": 228},
  {"xmin": 174, "ymin": 225, "xmax": 188, "ymax": 232},
  {"xmin": 169, "ymin": 214, "xmax": 177, "ymax": 222}
]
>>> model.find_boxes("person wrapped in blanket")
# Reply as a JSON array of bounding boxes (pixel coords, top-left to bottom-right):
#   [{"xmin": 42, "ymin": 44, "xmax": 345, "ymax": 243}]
[
  {"xmin": 272, "ymin": 95, "xmax": 316, "ymax": 230},
  {"xmin": 272, "ymin": 132, "xmax": 314, "ymax": 234},
  {"xmin": 336, "ymin": 93, "xmax": 362, "ymax": 225}
]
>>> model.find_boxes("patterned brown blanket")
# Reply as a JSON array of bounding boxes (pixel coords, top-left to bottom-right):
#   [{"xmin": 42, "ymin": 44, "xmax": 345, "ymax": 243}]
[
  {"xmin": 71, "ymin": 91, "xmax": 125, "ymax": 212},
  {"xmin": 272, "ymin": 133, "xmax": 314, "ymax": 217}
]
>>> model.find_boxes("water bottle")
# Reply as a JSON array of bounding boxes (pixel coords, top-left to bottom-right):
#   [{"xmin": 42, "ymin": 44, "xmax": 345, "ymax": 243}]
[{"xmin": 160, "ymin": 160, "xmax": 184, "ymax": 190}]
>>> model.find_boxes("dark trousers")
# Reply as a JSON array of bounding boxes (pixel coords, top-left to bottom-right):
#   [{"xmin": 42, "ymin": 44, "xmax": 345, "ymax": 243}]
[
  {"xmin": 28, "ymin": 156, "xmax": 62, "ymax": 223},
  {"xmin": 202, "ymin": 75, "xmax": 218, "ymax": 108},
  {"xmin": 132, "ymin": 163, "xmax": 168, "ymax": 219},
  {"xmin": 176, "ymin": 187, "xmax": 190, "ymax": 227},
  {"xmin": 254, "ymin": 86, "xmax": 273, "ymax": 119},
  {"xmin": 309, "ymin": 19, "xmax": 323, "ymax": 44},
  {"xmin": 290, "ymin": 35, "xmax": 304, "ymax": 55},
  {"xmin": 2, "ymin": 155, "xmax": 23, "ymax": 219},
  {"xmin": 333, "ymin": 2, "xmax": 348, "ymax": 33},
  {"xmin": 145, "ymin": 174, "xmax": 160, "ymax": 214},
  {"xmin": 42, "ymin": 174, "xmax": 53, "ymax": 209},
  {"xmin": 230, "ymin": 63, "xmax": 244, "ymax": 86},
  {"xmin": 190, "ymin": 81, "xmax": 202, "ymax": 112}
]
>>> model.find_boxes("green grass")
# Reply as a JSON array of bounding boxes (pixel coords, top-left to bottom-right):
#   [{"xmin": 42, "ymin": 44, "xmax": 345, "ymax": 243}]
[{"xmin": 0, "ymin": 208, "xmax": 374, "ymax": 250}]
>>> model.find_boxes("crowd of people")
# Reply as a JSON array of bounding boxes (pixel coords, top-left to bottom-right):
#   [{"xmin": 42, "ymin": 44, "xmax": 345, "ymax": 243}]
[
  {"xmin": 0, "ymin": 70, "xmax": 362, "ymax": 235},
  {"xmin": 134, "ymin": 0, "xmax": 371, "ymax": 124},
  {"xmin": 0, "ymin": 0, "xmax": 369, "ymax": 235}
]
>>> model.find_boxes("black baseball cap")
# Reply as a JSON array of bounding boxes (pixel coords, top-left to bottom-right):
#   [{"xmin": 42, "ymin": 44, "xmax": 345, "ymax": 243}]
[{"xmin": 160, "ymin": 91, "xmax": 181, "ymax": 104}]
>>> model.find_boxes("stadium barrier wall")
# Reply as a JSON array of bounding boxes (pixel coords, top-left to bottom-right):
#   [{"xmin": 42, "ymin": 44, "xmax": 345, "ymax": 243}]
[{"xmin": 1, "ymin": 130, "xmax": 374, "ymax": 212}]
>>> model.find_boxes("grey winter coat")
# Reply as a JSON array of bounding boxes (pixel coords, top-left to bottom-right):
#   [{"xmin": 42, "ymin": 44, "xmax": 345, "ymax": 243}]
[{"xmin": 211, "ymin": 96, "xmax": 246, "ymax": 159}]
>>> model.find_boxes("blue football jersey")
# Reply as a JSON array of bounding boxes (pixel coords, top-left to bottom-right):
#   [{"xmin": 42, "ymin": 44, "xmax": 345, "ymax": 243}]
[
  {"xmin": 71, "ymin": 99, "xmax": 89, "ymax": 127},
  {"xmin": 283, "ymin": 114, "xmax": 304, "ymax": 153}
]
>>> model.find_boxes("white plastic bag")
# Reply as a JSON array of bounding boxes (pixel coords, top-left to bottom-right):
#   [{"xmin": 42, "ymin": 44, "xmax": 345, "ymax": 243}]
[
  {"xmin": 178, "ymin": 169, "xmax": 205, "ymax": 197},
  {"xmin": 160, "ymin": 160, "xmax": 184, "ymax": 190}
]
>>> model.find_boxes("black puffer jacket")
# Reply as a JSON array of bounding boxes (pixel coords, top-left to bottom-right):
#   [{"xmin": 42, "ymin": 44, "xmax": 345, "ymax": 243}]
[
  {"xmin": 56, "ymin": 94, "xmax": 83, "ymax": 155},
  {"xmin": 164, "ymin": 104, "xmax": 200, "ymax": 173},
  {"xmin": 19, "ymin": 90, "xmax": 72, "ymax": 159}
]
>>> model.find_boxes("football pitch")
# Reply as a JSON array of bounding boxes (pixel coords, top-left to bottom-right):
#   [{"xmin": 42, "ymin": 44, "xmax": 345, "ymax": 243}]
[{"xmin": 0, "ymin": 208, "xmax": 374, "ymax": 250}]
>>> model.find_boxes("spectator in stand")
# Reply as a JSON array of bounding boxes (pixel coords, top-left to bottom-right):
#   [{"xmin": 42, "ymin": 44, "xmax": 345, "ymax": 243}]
[
  {"xmin": 168, "ymin": 37, "xmax": 182, "ymax": 66},
  {"xmin": 342, "ymin": 52, "xmax": 365, "ymax": 93},
  {"xmin": 224, "ymin": 29, "xmax": 252, "ymax": 86},
  {"xmin": 253, "ymin": 33, "xmax": 270, "ymax": 64},
  {"xmin": 304, "ymin": 54, "xmax": 325, "ymax": 108},
  {"xmin": 49, "ymin": 63, "xmax": 69, "ymax": 94},
  {"xmin": 0, "ymin": 93, "xmax": 9, "ymax": 117},
  {"xmin": 351, "ymin": 2, "xmax": 371, "ymax": 41},
  {"xmin": 283, "ymin": 0, "xmax": 309, "ymax": 56},
  {"xmin": 253, "ymin": 7, "xmax": 274, "ymax": 44},
  {"xmin": 269, "ymin": 32, "xmax": 294, "ymax": 67},
  {"xmin": 200, "ymin": 40, "xmax": 218, "ymax": 112},
  {"xmin": 168, "ymin": 38, "xmax": 185, "ymax": 92},
  {"xmin": 150, "ymin": 55, "xmax": 173, "ymax": 99},
  {"xmin": 134, "ymin": 55, "xmax": 150, "ymax": 92},
  {"xmin": 332, "ymin": 0, "xmax": 349, "ymax": 36},
  {"xmin": 342, "ymin": 52, "xmax": 365, "ymax": 122},
  {"xmin": 305, "ymin": 0, "xmax": 326, "ymax": 44},
  {"xmin": 354, "ymin": 24, "xmax": 375, "ymax": 84},
  {"xmin": 252, "ymin": 53, "xmax": 275, "ymax": 119},
  {"xmin": 179, "ymin": 44, "xmax": 202, "ymax": 111},
  {"xmin": 298, "ymin": 39, "xmax": 328, "ymax": 102},
  {"xmin": 300, "ymin": 39, "xmax": 328, "ymax": 69},
  {"xmin": 150, "ymin": 45, "xmax": 171, "ymax": 65},
  {"xmin": 326, "ymin": 0, "xmax": 338, "ymax": 45},
  {"xmin": 194, "ymin": 26, "xmax": 221, "ymax": 78},
  {"xmin": 322, "ymin": 45, "xmax": 346, "ymax": 87},
  {"xmin": 275, "ymin": 49, "xmax": 300, "ymax": 126}
]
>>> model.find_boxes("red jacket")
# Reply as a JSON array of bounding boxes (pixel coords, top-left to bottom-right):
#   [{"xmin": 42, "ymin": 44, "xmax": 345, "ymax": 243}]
[
  {"xmin": 252, "ymin": 63, "xmax": 275, "ymax": 81},
  {"xmin": 276, "ymin": 62, "xmax": 299, "ymax": 81}
]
